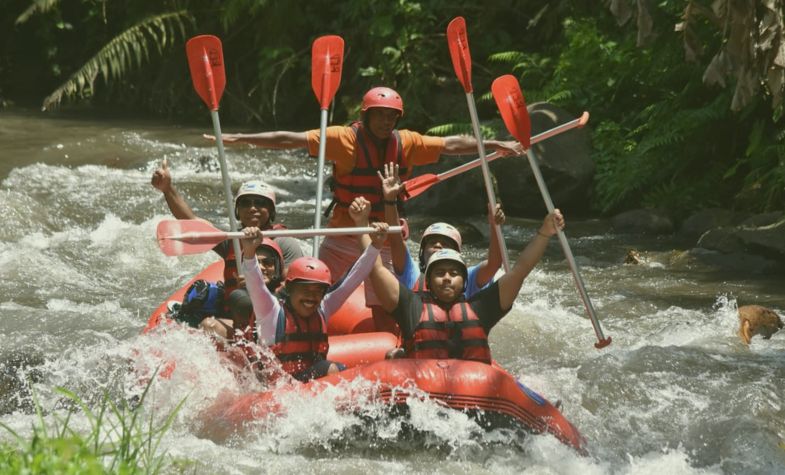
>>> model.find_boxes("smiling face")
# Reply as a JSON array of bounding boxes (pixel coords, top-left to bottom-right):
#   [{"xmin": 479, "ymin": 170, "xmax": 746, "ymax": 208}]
[
  {"xmin": 365, "ymin": 107, "xmax": 401, "ymax": 140},
  {"xmin": 236, "ymin": 195, "xmax": 273, "ymax": 228},
  {"xmin": 287, "ymin": 282, "xmax": 328, "ymax": 318},
  {"xmin": 427, "ymin": 261, "xmax": 465, "ymax": 304},
  {"xmin": 256, "ymin": 247, "xmax": 278, "ymax": 285}
]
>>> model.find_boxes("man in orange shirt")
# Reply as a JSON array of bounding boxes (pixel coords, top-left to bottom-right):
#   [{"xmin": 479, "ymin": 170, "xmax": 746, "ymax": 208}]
[{"xmin": 212, "ymin": 87, "xmax": 520, "ymax": 312}]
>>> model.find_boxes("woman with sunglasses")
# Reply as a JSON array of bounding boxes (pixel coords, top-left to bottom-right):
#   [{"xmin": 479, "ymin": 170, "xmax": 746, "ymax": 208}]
[{"xmin": 200, "ymin": 237, "xmax": 286, "ymax": 340}]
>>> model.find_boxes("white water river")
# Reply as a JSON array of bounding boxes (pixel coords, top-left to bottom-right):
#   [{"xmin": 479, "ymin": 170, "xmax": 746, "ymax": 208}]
[{"xmin": 0, "ymin": 109, "xmax": 783, "ymax": 474}]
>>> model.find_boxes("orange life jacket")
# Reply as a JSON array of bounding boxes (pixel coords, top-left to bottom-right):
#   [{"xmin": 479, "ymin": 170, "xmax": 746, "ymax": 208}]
[
  {"xmin": 405, "ymin": 295, "xmax": 492, "ymax": 364},
  {"xmin": 328, "ymin": 122, "xmax": 408, "ymax": 222},
  {"xmin": 270, "ymin": 303, "xmax": 329, "ymax": 376}
]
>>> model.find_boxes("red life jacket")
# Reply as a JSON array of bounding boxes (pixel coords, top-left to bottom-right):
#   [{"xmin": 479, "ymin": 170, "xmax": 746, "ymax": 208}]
[
  {"xmin": 270, "ymin": 303, "xmax": 329, "ymax": 376},
  {"xmin": 405, "ymin": 295, "xmax": 492, "ymax": 364},
  {"xmin": 411, "ymin": 274, "xmax": 428, "ymax": 292},
  {"xmin": 221, "ymin": 223, "xmax": 287, "ymax": 316},
  {"xmin": 328, "ymin": 122, "xmax": 408, "ymax": 222}
]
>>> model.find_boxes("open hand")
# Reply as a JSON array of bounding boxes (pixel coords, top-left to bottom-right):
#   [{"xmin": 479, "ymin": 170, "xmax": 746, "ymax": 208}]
[
  {"xmin": 348, "ymin": 197, "xmax": 371, "ymax": 226},
  {"xmin": 377, "ymin": 162, "xmax": 403, "ymax": 201},
  {"xmin": 150, "ymin": 157, "xmax": 172, "ymax": 193},
  {"xmin": 495, "ymin": 140, "xmax": 525, "ymax": 157}
]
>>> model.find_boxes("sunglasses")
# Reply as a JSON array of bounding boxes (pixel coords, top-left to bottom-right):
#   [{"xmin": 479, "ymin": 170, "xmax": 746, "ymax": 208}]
[
  {"xmin": 237, "ymin": 196, "xmax": 271, "ymax": 208},
  {"xmin": 257, "ymin": 256, "xmax": 277, "ymax": 267}
]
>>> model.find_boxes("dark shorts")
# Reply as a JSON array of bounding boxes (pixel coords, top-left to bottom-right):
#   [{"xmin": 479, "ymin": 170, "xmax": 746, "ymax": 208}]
[{"xmin": 292, "ymin": 359, "xmax": 346, "ymax": 382}]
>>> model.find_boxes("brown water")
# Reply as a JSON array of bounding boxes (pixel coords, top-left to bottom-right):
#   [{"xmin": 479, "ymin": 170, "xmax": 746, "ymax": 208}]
[{"xmin": 0, "ymin": 109, "xmax": 783, "ymax": 474}]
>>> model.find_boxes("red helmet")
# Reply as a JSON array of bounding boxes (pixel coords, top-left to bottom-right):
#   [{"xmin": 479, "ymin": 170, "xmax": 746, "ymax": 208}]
[
  {"xmin": 285, "ymin": 257, "xmax": 331, "ymax": 286},
  {"xmin": 258, "ymin": 238, "xmax": 284, "ymax": 281},
  {"xmin": 361, "ymin": 87, "xmax": 404, "ymax": 116}
]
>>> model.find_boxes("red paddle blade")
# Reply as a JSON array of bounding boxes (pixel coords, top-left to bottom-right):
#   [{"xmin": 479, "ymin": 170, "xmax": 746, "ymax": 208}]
[
  {"xmin": 401, "ymin": 174, "xmax": 439, "ymax": 201},
  {"xmin": 447, "ymin": 17, "xmax": 472, "ymax": 93},
  {"xmin": 186, "ymin": 35, "xmax": 226, "ymax": 111},
  {"xmin": 311, "ymin": 35, "xmax": 344, "ymax": 109},
  {"xmin": 156, "ymin": 219, "xmax": 226, "ymax": 256},
  {"xmin": 492, "ymin": 75, "xmax": 531, "ymax": 148}
]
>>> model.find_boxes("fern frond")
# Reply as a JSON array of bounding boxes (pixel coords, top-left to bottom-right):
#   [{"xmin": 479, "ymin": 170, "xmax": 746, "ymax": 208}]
[
  {"xmin": 488, "ymin": 51, "xmax": 526, "ymax": 64},
  {"xmin": 15, "ymin": 0, "xmax": 60, "ymax": 25},
  {"xmin": 547, "ymin": 90, "xmax": 574, "ymax": 102},
  {"xmin": 426, "ymin": 123, "xmax": 473, "ymax": 136},
  {"xmin": 42, "ymin": 10, "xmax": 193, "ymax": 110}
]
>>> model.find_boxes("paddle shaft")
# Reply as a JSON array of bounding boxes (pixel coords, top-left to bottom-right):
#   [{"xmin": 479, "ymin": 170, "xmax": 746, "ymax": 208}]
[
  {"xmin": 313, "ymin": 107, "xmax": 328, "ymax": 257},
  {"xmin": 209, "ymin": 109, "xmax": 242, "ymax": 273},
  {"xmin": 435, "ymin": 114, "xmax": 587, "ymax": 183},
  {"xmin": 169, "ymin": 225, "xmax": 403, "ymax": 242},
  {"xmin": 465, "ymin": 92, "xmax": 510, "ymax": 271},
  {"xmin": 525, "ymin": 148, "xmax": 609, "ymax": 346}
]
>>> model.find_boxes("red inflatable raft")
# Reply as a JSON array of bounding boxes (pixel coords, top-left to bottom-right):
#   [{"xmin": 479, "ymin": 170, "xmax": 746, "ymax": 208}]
[
  {"xmin": 200, "ymin": 358, "xmax": 587, "ymax": 454},
  {"xmin": 144, "ymin": 261, "xmax": 588, "ymax": 454}
]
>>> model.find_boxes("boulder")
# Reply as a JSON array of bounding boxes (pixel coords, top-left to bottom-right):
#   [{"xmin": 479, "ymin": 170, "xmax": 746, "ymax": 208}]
[
  {"xmin": 697, "ymin": 227, "xmax": 745, "ymax": 254},
  {"xmin": 679, "ymin": 208, "xmax": 746, "ymax": 239},
  {"xmin": 696, "ymin": 212, "xmax": 785, "ymax": 265},
  {"xmin": 734, "ymin": 215, "xmax": 785, "ymax": 260},
  {"xmin": 611, "ymin": 209, "xmax": 674, "ymax": 234},
  {"xmin": 405, "ymin": 102, "xmax": 593, "ymax": 218}
]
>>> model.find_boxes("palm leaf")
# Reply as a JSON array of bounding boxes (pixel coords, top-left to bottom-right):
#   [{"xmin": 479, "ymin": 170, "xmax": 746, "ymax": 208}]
[
  {"xmin": 42, "ymin": 10, "xmax": 193, "ymax": 110},
  {"xmin": 15, "ymin": 0, "xmax": 60, "ymax": 25}
]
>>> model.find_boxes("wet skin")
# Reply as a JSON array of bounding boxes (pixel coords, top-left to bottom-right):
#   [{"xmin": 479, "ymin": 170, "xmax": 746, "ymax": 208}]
[
  {"xmin": 427, "ymin": 261, "xmax": 466, "ymax": 304},
  {"xmin": 256, "ymin": 247, "xmax": 278, "ymax": 285},
  {"xmin": 287, "ymin": 282, "xmax": 328, "ymax": 318},
  {"xmin": 421, "ymin": 235, "xmax": 459, "ymax": 264},
  {"xmin": 366, "ymin": 107, "xmax": 401, "ymax": 141},
  {"xmin": 236, "ymin": 195, "xmax": 273, "ymax": 228}
]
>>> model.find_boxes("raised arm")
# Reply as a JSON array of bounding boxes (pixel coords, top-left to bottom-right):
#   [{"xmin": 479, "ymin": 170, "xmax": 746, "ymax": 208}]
[
  {"xmin": 150, "ymin": 158, "xmax": 198, "ymax": 220},
  {"xmin": 321, "ymin": 231, "xmax": 383, "ymax": 319},
  {"xmin": 378, "ymin": 162, "xmax": 407, "ymax": 274},
  {"xmin": 497, "ymin": 210, "xmax": 565, "ymax": 310},
  {"xmin": 203, "ymin": 130, "xmax": 308, "ymax": 149},
  {"xmin": 239, "ymin": 227, "xmax": 280, "ymax": 345},
  {"xmin": 441, "ymin": 136, "xmax": 523, "ymax": 157},
  {"xmin": 473, "ymin": 203, "xmax": 506, "ymax": 287},
  {"xmin": 350, "ymin": 197, "xmax": 401, "ymax": 313}
]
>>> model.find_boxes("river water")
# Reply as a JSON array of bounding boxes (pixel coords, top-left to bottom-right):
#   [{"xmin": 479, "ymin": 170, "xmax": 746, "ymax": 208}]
[{"xmin": 0, "ymin": 109, "xmax": 783, "ymax": 474}]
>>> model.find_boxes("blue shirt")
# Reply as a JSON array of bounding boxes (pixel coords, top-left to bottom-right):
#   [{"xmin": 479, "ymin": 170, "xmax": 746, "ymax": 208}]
[{"xmin": 395, "ymin": 247, "xmax": 488, "ymax": 298}]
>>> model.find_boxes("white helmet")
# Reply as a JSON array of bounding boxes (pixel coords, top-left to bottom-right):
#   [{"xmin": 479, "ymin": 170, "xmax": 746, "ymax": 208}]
[
  {"xmin": 234, "ymin": 180, "xmax": 276, "ymax": 220},
  {"xmin": 235, "ymin": 180, "xmax": 276, "ymax": 205},
  {"xmin": 424, "ymin": 248, "xmax": 467, "ymax": 282},
  {"xmin": 419, "ymin": 222, "xmax": 462, "ymax": 270}
]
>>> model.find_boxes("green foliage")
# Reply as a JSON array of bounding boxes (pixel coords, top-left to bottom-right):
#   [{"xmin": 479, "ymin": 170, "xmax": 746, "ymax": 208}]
[
  {"xmin": 41, "ymin": 10, "xmax": 193, "ymax": 110},
  {"xmin": 0, "ymin": 380, "xmax": 184, "ymax": 474},
  {"xmin": 15, "ymin": 0, "xmax": 60, "ymax": 25},
  {"xmin": 4, "ymin": 0, "xmax": 783, "ymax": 214},
  {"xmin": 425, "ymin": 122, "xmax": 496, "ymax": 139},
  {"xmin": 491, "ymin": 9, "xmax": 784, "ymax": 216}
]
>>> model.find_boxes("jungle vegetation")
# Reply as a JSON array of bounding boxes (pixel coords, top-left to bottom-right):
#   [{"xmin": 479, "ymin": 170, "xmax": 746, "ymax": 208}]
[{"xmin": 1, "ymin": 0, "xmax": 783, "ymax": 217}]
